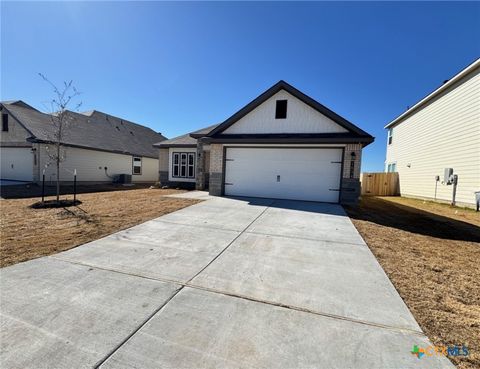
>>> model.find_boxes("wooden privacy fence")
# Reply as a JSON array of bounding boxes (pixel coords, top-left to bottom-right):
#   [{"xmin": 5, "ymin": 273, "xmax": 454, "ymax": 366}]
[{"xmin": 361, "ymin": 172, "xmax": 400, "ymax": 196}]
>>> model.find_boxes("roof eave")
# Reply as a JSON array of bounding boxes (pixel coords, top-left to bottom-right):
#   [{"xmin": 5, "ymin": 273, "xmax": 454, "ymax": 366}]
[{"xmin": 385, "ymin": 58, "xmax": 480, "ymax": 129}]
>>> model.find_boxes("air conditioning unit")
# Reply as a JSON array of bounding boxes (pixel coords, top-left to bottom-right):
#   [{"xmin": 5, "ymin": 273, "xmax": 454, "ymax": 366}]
[{"xmin": 116, "ymin": 174, "xmax": 132, "ymax": 184}]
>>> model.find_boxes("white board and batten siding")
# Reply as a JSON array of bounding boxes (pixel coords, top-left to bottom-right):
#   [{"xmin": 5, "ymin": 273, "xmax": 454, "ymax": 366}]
[
  {"xmin": 385, "ymin": 66, "xmax": 480, "ymax": 206},
  {"xmin": 38, "ymin": 145, "xmax": 158, "ymax": 183},
  {"xmin": 223, "ymin": 90, "xmax": 348, "ymax": 134},
  {"xmin": 225, "ymin": 147, "xmax": 343, "ymax": 203}
]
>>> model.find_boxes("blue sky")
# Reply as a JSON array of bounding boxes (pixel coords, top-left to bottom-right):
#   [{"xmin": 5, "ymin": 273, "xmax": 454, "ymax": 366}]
[{"xmin": 2, "ymin": 2, "xmax": 479, "ymax": 172}]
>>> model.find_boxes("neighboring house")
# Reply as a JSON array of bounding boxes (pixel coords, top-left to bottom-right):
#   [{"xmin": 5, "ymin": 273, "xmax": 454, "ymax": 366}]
[
  {"xmin": 385, "ymin": 58, "xmax": 480, "ymax": 208},
  {"xmin": 0, "ymin": 101, "xmax": 166, "ymax": 183},
  {"xmin": 155, "ymin": 81, "xmax": 374, "ymax": 203}
]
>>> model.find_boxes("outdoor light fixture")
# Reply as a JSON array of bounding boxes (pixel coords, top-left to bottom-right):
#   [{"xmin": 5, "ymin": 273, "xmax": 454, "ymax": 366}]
[{"xmin": 349, "ymin": 152, "xmax": 356, "ymax": 178}]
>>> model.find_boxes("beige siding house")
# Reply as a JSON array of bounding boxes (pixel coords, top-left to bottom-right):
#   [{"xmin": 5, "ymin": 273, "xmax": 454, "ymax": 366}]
[
  {"xmin": 0, "ymin": 101, "xmax": 166, "ymax": 184},
  {"xmin": 155, "ymin": 81, "xmax": 374, "ymax": 204},
  {"xmin": 385, "ymin": 59, "xmax": 480, "ymax": 208}
]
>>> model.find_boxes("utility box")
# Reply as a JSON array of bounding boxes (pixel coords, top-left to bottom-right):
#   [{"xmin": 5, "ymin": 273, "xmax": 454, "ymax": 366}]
[
  {"xmin": 116, "ymin": 174, "xmax": 132, "ymax": 184},
  {"xmin": 443, "ymin": 168, "xmax": 453, "ymax": 184}
]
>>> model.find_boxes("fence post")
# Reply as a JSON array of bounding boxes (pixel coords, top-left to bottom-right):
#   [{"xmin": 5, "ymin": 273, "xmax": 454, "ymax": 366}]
[
  {"xmin": 73, "ymin": 169, "xmax": 77, "ymax": 203},
  {"xmin": 41, "ymin": 169, "xmax": 45, "ymax": 203}
]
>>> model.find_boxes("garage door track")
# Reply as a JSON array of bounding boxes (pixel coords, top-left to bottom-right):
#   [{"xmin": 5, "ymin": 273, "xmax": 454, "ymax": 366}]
[{"xmin": 0, "ymin": 193, "xmax": 454, "ymax": 368}]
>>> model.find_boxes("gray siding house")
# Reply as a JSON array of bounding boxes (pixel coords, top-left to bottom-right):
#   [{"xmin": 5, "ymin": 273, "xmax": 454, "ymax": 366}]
[
  {"xmin": 0, "ymin": 101, "xmax": 166, "ymax": 184},
  {"xmin": 155, "ymin": 81, "xmax": 374, "ymax": 204}
]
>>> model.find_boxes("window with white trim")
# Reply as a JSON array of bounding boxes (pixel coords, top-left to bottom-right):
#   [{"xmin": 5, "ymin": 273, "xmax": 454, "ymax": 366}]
[
  {"xmin": 387, "ymin": 128, "xmax": 393, "ymax": 145},
  {"xmin": 133, "ymin": 156, "xmax": 142, "ymax": 175},
  {"xmin": 172, "ymin": 152, "xmax": 195, "ymax": 178}
]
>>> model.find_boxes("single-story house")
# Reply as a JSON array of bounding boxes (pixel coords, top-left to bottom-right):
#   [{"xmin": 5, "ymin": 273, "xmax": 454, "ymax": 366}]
[
  {"xmin": 0, "ymin": 101, "xmax": 166, "ymax": 184},
  {"xmin": 155, "ymin": 81, "xmax": 374, "ymax": 204},
  {"xmin": 385, "ymin": 58, "xmax": 480, "ymax": 208}
]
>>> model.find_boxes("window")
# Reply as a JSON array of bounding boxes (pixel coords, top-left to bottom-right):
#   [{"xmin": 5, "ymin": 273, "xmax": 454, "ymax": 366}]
[
  {"xmin": 387, "ymin": 163, "xmax": 397, "ymax": 172},
  {"xmin": 132, "ymin": 156, "xmax": 142, "ymax": 175},
  {"xmin": 387, "ymin": 128, "xmax": 393, "ymax": 145},
  {"xmin": 172, "ymin": 152, "xmax": 195, "ymax": 178},
  {"xmin": 2, "ymin": 114, "xmax": 8, "ymax": 132},
  {"xmin": 275, "ymin": 100, "xmax": 287, "ymax": 119}
]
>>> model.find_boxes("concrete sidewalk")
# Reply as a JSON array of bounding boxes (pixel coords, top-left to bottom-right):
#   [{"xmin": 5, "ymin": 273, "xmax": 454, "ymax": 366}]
[{"xmin": 0, "ymin": 193, "xmax": 454, "ymax": 368}]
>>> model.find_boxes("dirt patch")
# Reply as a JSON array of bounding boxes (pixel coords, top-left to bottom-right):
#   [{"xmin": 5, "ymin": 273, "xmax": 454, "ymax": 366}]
[
  {"xmin": 0, "ymin": 188, "xmax": 200, "ymax": 268},
  {"xmin": 344, "ymin": 196, "xmax": 480, "ymax": 369}
]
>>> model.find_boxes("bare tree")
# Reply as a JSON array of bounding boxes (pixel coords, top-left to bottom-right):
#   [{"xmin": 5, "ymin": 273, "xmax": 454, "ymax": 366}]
[{"xmin": 39, "ymin": 74, "xmax": 81, "ymax": 202}]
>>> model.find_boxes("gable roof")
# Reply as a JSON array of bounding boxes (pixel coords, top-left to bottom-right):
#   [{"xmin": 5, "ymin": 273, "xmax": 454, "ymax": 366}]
[
  {"xmin": 1, "ymin": 101, "xmax": 166, "ymax": 158},
  {"xmin": 154, "ymin": 123, "xmax": 221, "ymax": 147},
  {"xmin": 385, "ymin": 58, "xmax": 480, "ymax": 129},
  {"xmin": 207, "ymin": 80, "xmax": 372, "ymax": 138}
]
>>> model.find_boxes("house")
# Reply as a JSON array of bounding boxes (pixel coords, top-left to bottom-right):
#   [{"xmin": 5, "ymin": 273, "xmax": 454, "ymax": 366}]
[
  {"xmin": 0, "ymin": 101, "xmax": 166, "ymax": 184},
  {"xmin": 385, "ymin": 58, "xmax": 480, "ymax": 208},
  {"xmin": 155, "ymin": 81, "xmax": 374, "ymax": 203}
]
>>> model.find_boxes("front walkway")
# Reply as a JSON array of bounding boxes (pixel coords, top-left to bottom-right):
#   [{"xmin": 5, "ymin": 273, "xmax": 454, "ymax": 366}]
[{"xmin": 0, "ymin": 192, "xmax": 453, "ymax": 368}]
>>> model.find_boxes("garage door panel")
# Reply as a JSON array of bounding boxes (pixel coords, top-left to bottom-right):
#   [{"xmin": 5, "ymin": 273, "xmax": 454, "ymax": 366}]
[
  {"xmin": 0, "ymin": 147, "xmax": 33, "ymax": 181},
  {"xmin": 225, "ymin": 148, "xmax": 342, "ymax": 203}
]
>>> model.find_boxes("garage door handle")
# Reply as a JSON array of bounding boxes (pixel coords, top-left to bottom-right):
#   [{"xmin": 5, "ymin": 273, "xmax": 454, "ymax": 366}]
[
  {"xmin": 225, "ymin": 159, "xmax": 234, "ymax": 161},
  {"xmin": 329, "ymin": 189, "xmax": 340, "ymax": 191},
  {"xmin": 225, "ymin": 182, "xmax": 233, "ymax": 186},
  {"xmin": 331, "ymin": 161, "xmax": 342, "ymax": 164}
]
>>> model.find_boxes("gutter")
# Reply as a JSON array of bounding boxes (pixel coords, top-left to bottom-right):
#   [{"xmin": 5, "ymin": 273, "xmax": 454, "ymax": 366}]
[{"xmin": 385, "ymin": 58, "xmax": 480, "ymax": 129}]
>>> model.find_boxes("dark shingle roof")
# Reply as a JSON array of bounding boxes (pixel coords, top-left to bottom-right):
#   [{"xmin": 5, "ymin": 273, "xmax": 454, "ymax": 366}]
[
  {"xmin": 2, "ymin": 102, "xmax": 166, "ymax": 158},
  {"xmin": 154, "ymin": 123, "xmax": 220, "ymax": 147}
]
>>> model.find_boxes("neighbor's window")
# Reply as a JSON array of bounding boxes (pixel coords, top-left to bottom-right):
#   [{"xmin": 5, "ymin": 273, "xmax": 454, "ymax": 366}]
[
  {"xmin": 172, "ymin": 152, "xmax": 195, "ymax": 179},
  {"xmin": 133, "ymin": 156, "xmax": 142, "ymax": 175},
  {"xmin": 2, "ymin": 114, "xmax": 8, "ymax": 132},
  {"xmin": 387, "ymin": 163, "xmax": 397, "ymax": 172},
  {"xmin": 275, "ymin": 100, "xmax": 288, "ymax": 119},
  {"xmin": 387, "ymin": 128, "xmax": 393, "ymax": 145}
]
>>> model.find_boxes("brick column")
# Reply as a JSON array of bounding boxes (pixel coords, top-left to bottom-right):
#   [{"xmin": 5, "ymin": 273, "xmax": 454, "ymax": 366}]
[
  {"xmin": 195, "ymin": 140, "xmax": 205, "ymax": 190},
  {"xmin": 340, "ymin": 143, "xmax": 362, "ymax": 204},
  {"xmin": 209, "ymin": 143, "xmax": 224, "ymax": 196}
]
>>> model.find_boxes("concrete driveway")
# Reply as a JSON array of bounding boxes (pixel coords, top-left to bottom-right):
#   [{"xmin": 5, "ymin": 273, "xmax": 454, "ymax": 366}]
[{"xmin": 0, "ymin": 192, "xmax": 454, "ymax": 368}]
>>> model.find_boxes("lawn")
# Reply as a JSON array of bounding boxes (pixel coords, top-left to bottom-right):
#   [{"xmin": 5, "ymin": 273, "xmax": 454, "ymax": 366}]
[
  {"xmin": 345, "ymin": 196, "xmax": 480, "ymax": 369},
  {"xmin": 0, "ymin": 188, "xmax": 200, "ymax": 268}
]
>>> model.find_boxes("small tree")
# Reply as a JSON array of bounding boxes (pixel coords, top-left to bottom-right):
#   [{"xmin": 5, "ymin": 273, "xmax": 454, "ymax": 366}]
[{"xmin": 39, "ymin": 74, "xmax": 81, "ymax": 203}]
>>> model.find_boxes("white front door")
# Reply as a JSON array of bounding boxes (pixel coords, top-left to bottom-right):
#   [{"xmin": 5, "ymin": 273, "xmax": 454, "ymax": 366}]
[
  {"xmin": 0, "ymin": 147, "xmax": 34, "ymax": 181},
  {"xmin": 224, "ymin": 147, "xmax": 343, "ymax": 203}
]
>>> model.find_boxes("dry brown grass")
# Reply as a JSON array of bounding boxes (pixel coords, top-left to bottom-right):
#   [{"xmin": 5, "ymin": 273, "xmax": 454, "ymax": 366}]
[
  {"xmin": 0, "ymin": 188, "xmax": 199, "ymax": 268},
  {"xmin": 345, "ymin": 196, "xmax": 480, "ymax": 369}
]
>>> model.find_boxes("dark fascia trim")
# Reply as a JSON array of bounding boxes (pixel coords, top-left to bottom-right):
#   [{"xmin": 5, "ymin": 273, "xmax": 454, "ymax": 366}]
[
  {"xmin": 203, "ymin": 133, "xmax": 374, "ymax": 147},
  {"xmin": 190, "ymin": 133, "xmax": 207, "ymax": 139},
  {"xmin": 207, "ymin": 80, "xmax": 373, "ymax": 138},
  {"xmin": 155, "ymin": 144, "xmax": 197, "ymax": 148},
  {"xmin": 27, "ymin": 138, "xmax": 159, "ymax": 159}
]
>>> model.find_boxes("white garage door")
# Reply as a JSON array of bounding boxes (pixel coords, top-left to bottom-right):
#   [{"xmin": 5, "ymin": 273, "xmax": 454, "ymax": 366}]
[
  {"xmin": 0, "ymin": 147, "xmax": 33, "ymax": 181},
  {"xmin": 224, "ymin": 147, "xmax": 343, "ymax": 203}
]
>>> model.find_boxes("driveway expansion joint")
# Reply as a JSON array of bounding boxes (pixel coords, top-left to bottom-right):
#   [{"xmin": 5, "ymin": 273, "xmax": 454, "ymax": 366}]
[
  {"xmin": 51, "ymin": 255, "xmax": 425, "ymax": 338},
  {"xmin": 94, "ymin": 201, "xmax": 274, "ymax": 368}
]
